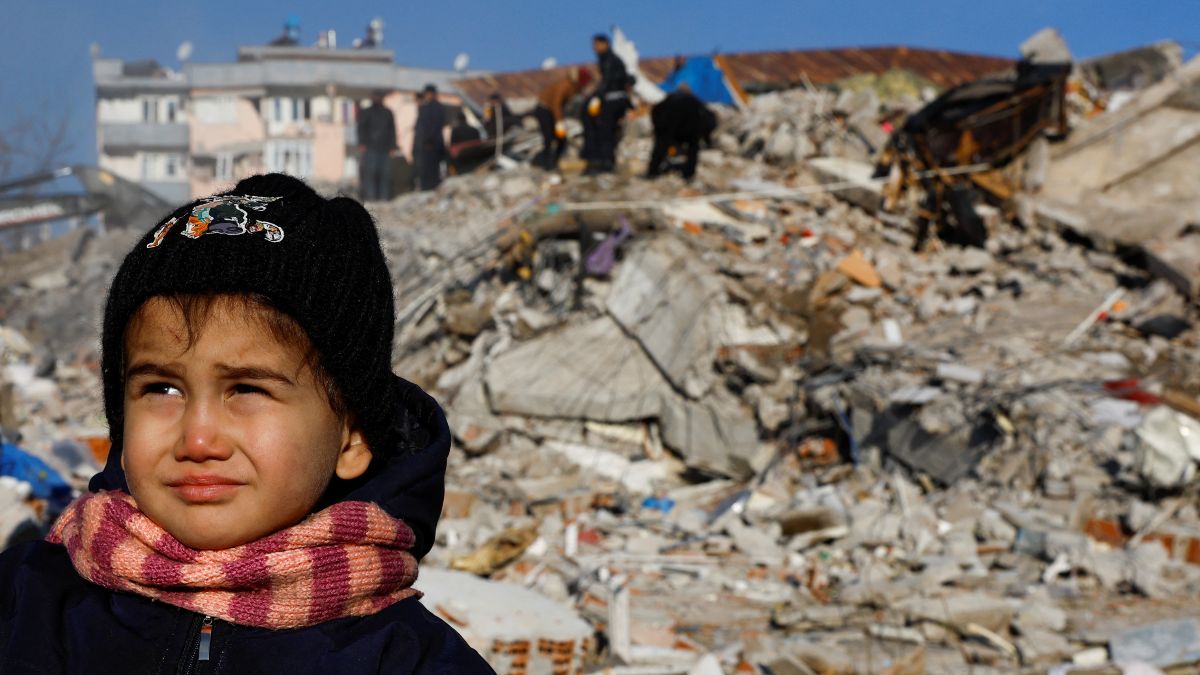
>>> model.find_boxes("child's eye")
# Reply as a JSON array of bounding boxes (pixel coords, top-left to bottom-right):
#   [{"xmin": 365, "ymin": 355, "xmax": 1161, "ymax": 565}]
[
  {"xmin": 232, "ymin": 383, "xmax": 268, "ymax": 396},
  {"xmin": 143, "ymin": 382, "xmax": 183, "ymax": 397}
]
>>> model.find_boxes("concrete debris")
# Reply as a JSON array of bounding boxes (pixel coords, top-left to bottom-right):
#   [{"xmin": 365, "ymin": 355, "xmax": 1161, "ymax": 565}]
[
  {"xmin": 5, "ymin": 27, "xmax": 1200, "ymax": 675},
  {"xmin": 1020, "ymin": 27, "xmax": 1073, "ymax": 64},
  {"xmin": 1110, "ymin": 618, "xmax": 1200, "ymax": 669},
  {"xmin": 418, "ymin": 568, "xmax": 593, "ymax": 673},
  {"xmin": 1134, "ymin": 406, "xmax": 1200, "ymax": 489}
]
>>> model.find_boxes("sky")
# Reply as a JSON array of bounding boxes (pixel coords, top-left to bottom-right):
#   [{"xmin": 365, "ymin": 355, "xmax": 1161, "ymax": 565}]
[{"xmin": 1, "ymin": 0, "xmax": 1196, "ymax": 171}]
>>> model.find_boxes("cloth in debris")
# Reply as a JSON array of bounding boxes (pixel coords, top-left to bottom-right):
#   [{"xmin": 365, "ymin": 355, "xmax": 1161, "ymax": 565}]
[
  {"xmin": 48, "ymin": 490, "xmax": 420, "ymax": 629},
  {"xmin": 647, "ymin": 89, "xmax": 717, "ymax": 180},
  {"xmin": 414, "ymin": 99, "xmax": 448, "ymax": 191},
  {"xmin": 0, "ymin": 441, "xmax": 71, "ymax": 512}
]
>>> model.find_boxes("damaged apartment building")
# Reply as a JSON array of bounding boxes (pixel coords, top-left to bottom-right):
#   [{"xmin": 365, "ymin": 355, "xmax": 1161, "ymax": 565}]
[{"xmin": 91, "ymin": 19, "xmax": 467, "ymax": 202}]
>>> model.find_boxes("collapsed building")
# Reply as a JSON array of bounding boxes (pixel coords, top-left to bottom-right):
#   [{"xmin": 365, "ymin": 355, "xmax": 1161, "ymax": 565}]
[{"xmin": 4, "ymin": 27, "xmax": 1200, "ymax": 675}]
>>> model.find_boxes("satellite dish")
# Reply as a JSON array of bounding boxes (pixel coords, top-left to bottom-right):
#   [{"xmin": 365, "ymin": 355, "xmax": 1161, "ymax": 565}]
[
  {"xmin": 176, "ymin": 41, "xmax": 193, "ymax": 62},
  {"xmin": 541, "ymin": 57, "xmax": 558, "ymax": 70},
  {"xmin": 454, "ymin": 53, "xmax": 470, "ymax": 73}
]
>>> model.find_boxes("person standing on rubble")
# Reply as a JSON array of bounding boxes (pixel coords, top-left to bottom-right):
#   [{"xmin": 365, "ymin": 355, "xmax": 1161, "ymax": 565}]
[
  {"xmin": 534, "ymin": 67, "xmax": 592, "ymax": 171},
  {"xmin": 646, "ymin": 84, "xmax": 717, "ymax": 181},
  {"xmin": 482, "ymin": 92, "xmax": 515, "ymax": 140},
  {"xmin": 413, "ymin": 84, "xmax": 447, "ymax": 191},
  {"xmin": 356, "ymin": 90, "xmax": 398, "ymax": 202},
  {"xmin": 582, "ymin": 34, "xmax": 631, "ymax": 175}
]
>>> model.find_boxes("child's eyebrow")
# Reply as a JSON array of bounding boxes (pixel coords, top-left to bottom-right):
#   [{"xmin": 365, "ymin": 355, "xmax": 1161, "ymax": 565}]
[
  {"xmin": 125, "ymin": 362, "xmax": 181, "ymax": 380},
  {"xmin": 214, "ymin": 364, "xmax": 296, "ymax": 386}
]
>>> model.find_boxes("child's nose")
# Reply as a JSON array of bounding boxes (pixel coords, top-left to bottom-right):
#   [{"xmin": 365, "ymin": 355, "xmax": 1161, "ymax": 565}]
[{"xmin": 175, "ymin": 398, "xmax": 233, "ymax": 462}]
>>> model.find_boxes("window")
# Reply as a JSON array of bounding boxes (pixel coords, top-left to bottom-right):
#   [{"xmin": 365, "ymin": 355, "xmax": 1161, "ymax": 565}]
[
  {"xmin": 273, "ymin": 97, "xmax": 283, "ymax": 123},
  {"xmin": 140, "ymin": 153, "xmax": 187, "ymax": 181},
  {"xmin": 215, "ymin": 153, "xmax": 233, "ymax": 182},
  {"xmin": 165, "ymin": 100, "xmax": 177, "ymax": 123},
  {"xmin": 142, "ymin": 99, "xmax": 155, "ymax": 123},
  {"xmin": 264, "ymin": 140, "xmax": 312, "ymax": 177}
]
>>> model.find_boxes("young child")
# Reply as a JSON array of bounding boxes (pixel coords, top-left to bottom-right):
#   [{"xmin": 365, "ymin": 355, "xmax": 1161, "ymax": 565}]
[{"xmin": 0, "ymin": 174, "xmax": 494, "ymax": 673}]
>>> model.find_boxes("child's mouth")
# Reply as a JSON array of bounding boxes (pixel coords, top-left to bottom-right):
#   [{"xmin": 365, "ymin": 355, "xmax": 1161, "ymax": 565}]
[{"xmin": 166, "ymin": 476, "xmax": 245, "ymax": 503}]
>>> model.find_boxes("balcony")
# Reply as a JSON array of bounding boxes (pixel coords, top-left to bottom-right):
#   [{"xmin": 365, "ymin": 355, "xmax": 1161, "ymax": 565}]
[{"xmin": 100, "ymin": 123, "xmax": 189, "ymax": 151}]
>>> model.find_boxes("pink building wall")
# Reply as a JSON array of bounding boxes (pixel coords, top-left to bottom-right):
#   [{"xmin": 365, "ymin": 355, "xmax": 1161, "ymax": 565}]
[{"xmin": 189, "ymin": 95, "xmax": 265, "ymax": 197}]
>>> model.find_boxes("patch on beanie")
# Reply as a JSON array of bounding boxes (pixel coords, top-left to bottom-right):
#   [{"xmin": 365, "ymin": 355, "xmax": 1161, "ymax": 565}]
[{"xmin": 147, "ymin": 195, "xmax": 285, "ymax": 249}]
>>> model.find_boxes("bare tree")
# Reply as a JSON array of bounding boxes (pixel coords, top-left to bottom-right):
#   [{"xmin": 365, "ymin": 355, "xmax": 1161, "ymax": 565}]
[{"xmin": 0, "ymin": 93, "xmax": 75, "ymax": 186}]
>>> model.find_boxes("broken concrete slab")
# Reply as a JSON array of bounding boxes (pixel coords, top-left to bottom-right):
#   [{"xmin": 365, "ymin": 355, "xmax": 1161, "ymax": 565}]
[
  {"xmin": 485, "ymin": 317, "xmax": 671, "ymax": 422},
  {"xmin": 1110, "ymin": 618, "xmax": 1200, "ymax": 669},
  {"xmin": 606, "ymin": 234, "xmax": 726, "ymax": 398},
  {"xmin": 1020, "ymin": 27, "xmax": 1072, "ymax": 65},
  {"xmin": 660, "ymin": 392, "xmax": 759, "ymax": 479},
  {"xmin": 418, "ymin": 568, "xmax": 592, "ymax": 672},
  {"xmin": 1081, "ymin": 41, "xmax": 1185, "ymax": 92},
  {"xmin": 896, "ymin": 592, "xmax": 1016, "ymax": 634},
  {"xmin": 807, "ymin": 157, "xmax": 883, "ymax": 214}
]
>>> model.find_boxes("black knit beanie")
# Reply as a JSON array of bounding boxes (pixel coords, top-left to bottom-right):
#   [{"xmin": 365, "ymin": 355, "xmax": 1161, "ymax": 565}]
[{"xmin": 97, "ymin": 174, "xmax": 404, "ymax": 478}]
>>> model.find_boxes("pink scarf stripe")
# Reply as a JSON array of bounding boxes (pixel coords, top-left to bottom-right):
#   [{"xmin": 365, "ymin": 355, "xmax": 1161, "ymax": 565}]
[{"xmin": 48, "ymin": 491, "xmax": 421, "ymax": 630}]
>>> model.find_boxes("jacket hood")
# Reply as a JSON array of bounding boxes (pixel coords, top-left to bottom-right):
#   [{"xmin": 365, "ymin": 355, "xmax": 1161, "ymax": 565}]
[{"xmin": 89, "ymin": 375, "xmax": 450, "ymax": 560}]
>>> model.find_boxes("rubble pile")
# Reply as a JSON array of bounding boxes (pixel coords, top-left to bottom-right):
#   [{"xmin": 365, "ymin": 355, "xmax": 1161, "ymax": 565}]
[{"xmin": 4, "ymin": 34, "xmax": 1200, "ymax": 675}]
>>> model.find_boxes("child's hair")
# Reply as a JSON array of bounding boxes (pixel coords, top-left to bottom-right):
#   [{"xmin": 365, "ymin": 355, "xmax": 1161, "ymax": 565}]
[{"xmin": 98, "ymin": 174, "xmax": 412, "ymax": 478}]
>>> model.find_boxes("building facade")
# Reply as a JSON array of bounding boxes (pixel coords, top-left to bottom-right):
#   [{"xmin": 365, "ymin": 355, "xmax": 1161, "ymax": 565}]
[{"xmin": 94, "ymin": 44, "xmax": 465, "ymax": 202}]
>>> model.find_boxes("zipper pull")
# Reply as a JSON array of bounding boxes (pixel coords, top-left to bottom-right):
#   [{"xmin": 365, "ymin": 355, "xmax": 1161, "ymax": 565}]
[{"xmin": 198, "ymin": 616, "xmax": 214, "ymax": 662}]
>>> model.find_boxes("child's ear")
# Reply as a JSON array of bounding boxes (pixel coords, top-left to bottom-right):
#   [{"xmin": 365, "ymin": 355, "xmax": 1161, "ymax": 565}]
[{"xmin": 335, "ymin": 429, "xmax": 372, "ymax": 480}]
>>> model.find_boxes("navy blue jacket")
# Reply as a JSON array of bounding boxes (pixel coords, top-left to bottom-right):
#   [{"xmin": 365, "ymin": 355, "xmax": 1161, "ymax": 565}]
[{"xmin": 0, "ymin": 377, "xmax": 495, "ymax": 674}]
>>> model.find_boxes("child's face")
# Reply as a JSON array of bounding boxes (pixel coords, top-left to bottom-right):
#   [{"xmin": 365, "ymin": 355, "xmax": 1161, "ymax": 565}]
[{"xmin": 121, "ymin": 297, "xmax": 371, "ymax": 550}]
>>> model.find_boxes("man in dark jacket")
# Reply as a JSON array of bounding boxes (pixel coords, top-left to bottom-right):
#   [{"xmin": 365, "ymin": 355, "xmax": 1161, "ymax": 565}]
[
  {"xmin": 357, "ymin": 90, "xmax": 398, "ymax": 201},
  {"xmin": 582, "ymin": 34, "xmax": 630, "ymax": 174},
  {"xmin": 646, "ymin": 85, "xmax": 717, "ymax": 181},
  {"xmin": 0, "ymin": 174, "xmax": 494, "ymax": 674},
  {"xmin": 413, "ymin": 84, "xmax": 447, "ymax": 191}
]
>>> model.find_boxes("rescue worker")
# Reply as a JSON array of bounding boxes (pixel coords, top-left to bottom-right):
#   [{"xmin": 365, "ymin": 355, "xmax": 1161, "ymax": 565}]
[
  {"xmin": 582, "ymin": 34, "xmax": 630, "ymax": 175},
  {"xmin": 356, "ymin": 90, "xmax": 398, "ymax": 201},
  {"xmin": 482, "ymin": 92, "xmax": 515, "ymax": 140},
  {"xmin": 533, "ymin": 68, "xmax": 592, "ymax": 170},
  {"xmin": 413, "ymin": 84, "xmax": 447, "ymax": 191},
  {"xmin": 646, "ymin": 84, "xmax": 717, "ymax": 181}
]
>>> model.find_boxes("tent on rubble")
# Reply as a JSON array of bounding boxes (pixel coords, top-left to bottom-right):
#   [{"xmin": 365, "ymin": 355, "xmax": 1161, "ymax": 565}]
[{"xmin": 658, "ymin": 55, "xmax": 749, "ymax": 108}]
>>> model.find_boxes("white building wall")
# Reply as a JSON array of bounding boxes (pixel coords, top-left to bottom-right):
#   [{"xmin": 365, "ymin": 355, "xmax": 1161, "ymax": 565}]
[
  {"xmin": 98, "ymin": 153, "xmax": 140, "ymax": 181},
  {"xmin": 98, "ymin": 98, "xmax": 144, "ymax": 123}
]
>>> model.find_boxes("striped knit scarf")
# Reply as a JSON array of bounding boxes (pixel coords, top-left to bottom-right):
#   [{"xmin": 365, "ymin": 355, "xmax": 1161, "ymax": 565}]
[{"xmin": 47, "ymin": 490, "xmax": 420, "ymax": 629}]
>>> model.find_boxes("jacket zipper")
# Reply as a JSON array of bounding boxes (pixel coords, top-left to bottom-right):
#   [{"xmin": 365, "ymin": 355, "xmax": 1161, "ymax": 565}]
[
  {"xmin": 177, "ymin": 614, "xmax": 215, "ymax": 675},
  {"xmin": 197, "ymin": 616, "xmax": 213, "ymax": 662}
]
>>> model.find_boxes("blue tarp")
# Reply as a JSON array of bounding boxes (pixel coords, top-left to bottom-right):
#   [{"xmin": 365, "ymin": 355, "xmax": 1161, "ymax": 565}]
[
  {"xmin": 1, "ymin": 442, "xmax": 72, "ymax": 511},
  {"xmin": 658, "ymin": 57, "xmax": 737, "ymax": 106}
]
